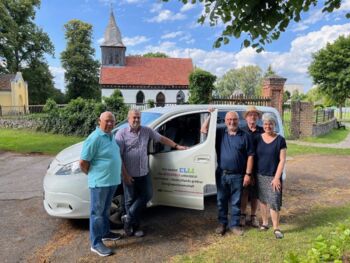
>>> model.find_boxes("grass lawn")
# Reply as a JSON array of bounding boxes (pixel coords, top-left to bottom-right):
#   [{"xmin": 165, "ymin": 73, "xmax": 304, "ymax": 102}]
[
  {"xmin": 300, "ymin": 128, "xmax": 349, "ymax": 144},
  {"xmin": 171, "ymin": 204, "xmax": 350, "ymax": 263},
  {"xmin": 0, "ymin": 128, "xmax": 84, "ymax": 155},
  {"xmin": 287, "ymin": 143, "xmax": 350, "ymax": 156}
]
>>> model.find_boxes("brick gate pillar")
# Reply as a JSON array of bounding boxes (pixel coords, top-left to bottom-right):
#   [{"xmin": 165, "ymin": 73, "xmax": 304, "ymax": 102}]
[
  {"xmin": 290, "ymin": 101, "xmax": 314, "ymax": 139},
  {"xmin": 262, "ymin": 75, "xmax": 286, "ymax": 115}
]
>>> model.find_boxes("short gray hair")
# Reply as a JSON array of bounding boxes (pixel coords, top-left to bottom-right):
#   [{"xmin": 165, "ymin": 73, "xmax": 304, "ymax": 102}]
[{"xmin": 262, "ymin": 113, "xmax": 276, "ymax": 125}]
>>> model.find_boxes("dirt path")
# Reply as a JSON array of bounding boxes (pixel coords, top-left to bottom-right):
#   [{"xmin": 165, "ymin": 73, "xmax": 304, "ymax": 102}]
[{"xmin": 20, "ymin": 154, "xmax": 349, "ymax": 263}]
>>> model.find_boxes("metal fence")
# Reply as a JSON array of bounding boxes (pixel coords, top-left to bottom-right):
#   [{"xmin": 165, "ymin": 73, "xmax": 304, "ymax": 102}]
[
  {"xmin": 314, "ymin": 108, "xmax": 335, "ymax": 123},
  {"xmin": 211, "ymin": 95, "xmax": 271, "ymax": 106},
  {"xmin": 334, "ymin": 107, "xmax": 350, "ymax": 120}
]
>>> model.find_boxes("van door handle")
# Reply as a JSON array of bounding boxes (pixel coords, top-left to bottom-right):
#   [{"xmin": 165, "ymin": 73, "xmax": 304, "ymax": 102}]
[{"xmin": 194, "ymin": 155, "xmax": 211, "ymax": 163}]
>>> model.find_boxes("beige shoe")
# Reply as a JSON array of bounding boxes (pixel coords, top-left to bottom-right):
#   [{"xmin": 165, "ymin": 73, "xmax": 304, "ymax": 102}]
[
  {"xmin": 229, "ymin": 227, "xmax": 244, "ymax": 236},
  {"xmin": 250, "ymin": 215, "xmax": 259, "ymax": 228}
]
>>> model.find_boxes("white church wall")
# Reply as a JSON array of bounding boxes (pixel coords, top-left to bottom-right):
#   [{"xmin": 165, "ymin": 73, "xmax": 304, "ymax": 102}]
[{"xmin": 102, "ymin": 88, "xmax": 189, "ymax": 104}]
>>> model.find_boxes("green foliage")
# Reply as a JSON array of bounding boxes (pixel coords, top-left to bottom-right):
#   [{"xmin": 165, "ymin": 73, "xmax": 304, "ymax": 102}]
[
  {"xmin": 284, "ymin": 223, "xmax": 350, "ymax": 263},
  {"xmin": 61, "ymin": 19, "xmax": 100, "ymax": 101},
  {"xmin": 188, "ymin": 68, "xmax": 216, "ymax": 104},
  {"xmin": 309, "ymin": 35, "xmax": 350, "ymax": 108},
  {"xmin": 215, "ymin": 65, "xmax": 262, "ymax": 96},
  {"xmin": 22, "ymin": 60, "xmax": 64, "ymax": 104},
  {"xmin": 143, "ymin": 52, "xmax": 168, "ymax": 58},
  {"xmin": 147, "ymin": 99, "xmax": 155, "ymax": 108},
  {"xmin": 264, "ymin": 65, "xmax": 277, "ymax": 77},
  {"xmin": 102, "ymin": 89, "xmax": 128, "ymax": 122},
  {"xmin": 291, "ymin": 90, "xmax": 307, "ymax": 101},
  {"xmin": 0, "ymin": 0, "xmax": 54, "ymax": 72},
  {"xmin": 284, "ymin": 90, "xmax": 291, "ymax": 103},
  {"xmin": 168, "ymin": 0, "xmax": 349, "ymax": 51},
  {"xmin": 39, "ymin": 91, "xmax": 127, "ymax": 136}
]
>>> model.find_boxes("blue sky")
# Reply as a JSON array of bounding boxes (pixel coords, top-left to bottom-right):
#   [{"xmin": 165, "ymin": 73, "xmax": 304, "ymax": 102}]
[{"xmin": 34, "ymin": 0, "xmax": 350, "ymax": 93}]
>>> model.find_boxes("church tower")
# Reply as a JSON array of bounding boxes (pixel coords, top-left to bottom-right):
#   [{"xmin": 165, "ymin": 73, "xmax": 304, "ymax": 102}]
[{"xmin": 100, "ymin": 10, "xmax": 126, "ymax": 66}]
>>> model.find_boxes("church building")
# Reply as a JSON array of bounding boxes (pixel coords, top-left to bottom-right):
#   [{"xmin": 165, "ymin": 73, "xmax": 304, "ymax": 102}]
[{"xmin": 99, "ymin": 11, "xmax": 193, "ymax": 106}]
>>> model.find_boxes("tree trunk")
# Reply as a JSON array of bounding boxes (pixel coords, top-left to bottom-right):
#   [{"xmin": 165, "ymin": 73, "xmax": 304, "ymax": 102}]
[{"xmin": 339, "ymin": 104, "xmax": 343, "ymax": 120}]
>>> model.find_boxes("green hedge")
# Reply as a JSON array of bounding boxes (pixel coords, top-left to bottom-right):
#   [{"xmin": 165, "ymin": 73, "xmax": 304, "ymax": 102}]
[{"xmin": 39, "ymin": 90, "xmax": 128, "ymax": 136}]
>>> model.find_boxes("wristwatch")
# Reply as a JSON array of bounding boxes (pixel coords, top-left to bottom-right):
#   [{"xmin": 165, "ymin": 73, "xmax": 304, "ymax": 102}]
[{"xmin": 245, "ymin": 172, "xmax": 252, "ymax": 176}]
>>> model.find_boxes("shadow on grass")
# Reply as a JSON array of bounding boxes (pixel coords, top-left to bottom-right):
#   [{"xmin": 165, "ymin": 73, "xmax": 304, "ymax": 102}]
[{"xmin": 284, "ymin": 203, "xmax": 350, "ymax": 233}]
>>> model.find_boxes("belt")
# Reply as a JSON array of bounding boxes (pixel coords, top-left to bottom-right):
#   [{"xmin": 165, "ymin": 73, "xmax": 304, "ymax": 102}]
[{"xmin": 222, "ymin": 170, "xmax": 240, "ymax": 175}]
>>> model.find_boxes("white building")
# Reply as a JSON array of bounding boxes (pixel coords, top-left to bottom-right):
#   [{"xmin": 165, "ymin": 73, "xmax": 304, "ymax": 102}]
[{"xmin": 99, "ymin": 11, "xmax": 193, "ymax": 106}]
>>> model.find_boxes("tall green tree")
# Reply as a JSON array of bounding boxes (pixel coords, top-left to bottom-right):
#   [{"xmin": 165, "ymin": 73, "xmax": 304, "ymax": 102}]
[
  {"xmin": 308, "ymin": 35, "xmax": 350, "ymax": 119},
  {"xmin": 188, "ymin": 69, "xmax": 216, "ymax": 104},
  {"xmin": 22, "ymin": 60, "xmax": 64, "ymax": 104},
  {"xmin": 0, "ymin": 0, "xmax": 54, "ymax": 73},
  {"xmin": 215, "ymin": 66, "xmax": 262, "ymax": 97},
  {"xmin": 168, "ymin": 0, "xmax": 349, "ymax": 51},
  {"xmin": 61, "ymin": 20, "xmax": 100, "ymax": 101}
]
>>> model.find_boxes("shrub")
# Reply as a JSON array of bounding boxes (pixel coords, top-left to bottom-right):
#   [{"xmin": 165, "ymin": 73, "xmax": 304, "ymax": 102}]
[
  {"xmin": 39, "ymin": 90, "xmax": 128, "ymax": 136},
  {"xmin": 284, "ymin": 222, "xmax": 350, "ymax": 263},
  {"xmin": 188, "ymin": 68, "xmax": 216, "ymax": 104}
]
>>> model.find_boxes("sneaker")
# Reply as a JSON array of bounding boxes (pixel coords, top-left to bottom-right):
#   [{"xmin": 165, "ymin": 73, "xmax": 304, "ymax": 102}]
[
  {"xmin": 250, "ymin": 215, "xmax": 260, "ymax": 228},
  {"xmin": 229, "ymin": 227, "xmax": 244, "ymax": 236},
  {"xmin": 134, "ymin": 229, "xmax": 145, "ymax": 237},
  {"xmin": 274, "ymin": 229, "xmax": 284, "ymax": 239},
  {"xmin": 91, "ymin": 243, "xmax": 113, "ymax": 257},
  {"xmin": 240, "ymin": 214, "xmax": 246, "ymax": 227},
  {"xmin": 215, "ymin": 224, "xmax": 227, "ymax": 236},
  {"xmin": 133, "ymin": 223, "xmax": 145, "ymax": 237},
  {"xmin": 102, "ymin": 232, "xmax": 122, "ymax": 241}
]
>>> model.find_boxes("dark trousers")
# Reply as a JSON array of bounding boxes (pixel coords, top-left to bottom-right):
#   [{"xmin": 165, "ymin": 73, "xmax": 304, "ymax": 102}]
[
  {"xmin": 123, "ymin": 173, "xmax": 153, "ymax": 225},
  {"xmin": 216, "ymin": 171, "xmax": 243, "ymax": 228}
]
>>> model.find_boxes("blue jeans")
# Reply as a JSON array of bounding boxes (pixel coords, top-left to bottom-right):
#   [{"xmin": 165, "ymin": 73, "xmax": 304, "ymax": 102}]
[
  {"xmin": 90, "ymin": 186, "xmax": 117, "ymax": 248},
  {"xmin": 216, "ymin": 171, "xmax": 243, "ymax": 228},
  {"xmin": 123, "ymin": 173, "xmax": 152, "ymax": 225}
]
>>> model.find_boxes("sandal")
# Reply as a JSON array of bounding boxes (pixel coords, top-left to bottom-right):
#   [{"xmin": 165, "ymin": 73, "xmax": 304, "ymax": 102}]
[
  {"xmin": 250, "ymin": 215, "xmax": 259, "ymax": 228},
  {"xmin": 274, "ymin": 229, "xmax": 284, "ymax": 239},
  {"xmin": 259, "ymin": 225, "xmax": 269, "ymax": 231}
]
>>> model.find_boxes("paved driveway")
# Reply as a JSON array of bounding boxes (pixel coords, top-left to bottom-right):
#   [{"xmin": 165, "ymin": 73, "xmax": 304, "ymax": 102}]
[{"xmin": 1, "ymin": 151, "xmax": 350, "ymax": 262}]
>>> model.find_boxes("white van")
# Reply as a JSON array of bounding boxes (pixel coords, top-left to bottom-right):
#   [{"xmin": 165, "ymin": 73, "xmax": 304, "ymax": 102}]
[{"xmin": 43, "ymin": 105, "xmax": 284, "ymax": 219}]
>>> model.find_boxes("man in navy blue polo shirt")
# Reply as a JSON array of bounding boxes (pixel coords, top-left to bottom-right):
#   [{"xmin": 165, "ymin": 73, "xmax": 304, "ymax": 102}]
[{"xmin": 201, "ymin": 110, "xmax": 254, "ymax": 236}]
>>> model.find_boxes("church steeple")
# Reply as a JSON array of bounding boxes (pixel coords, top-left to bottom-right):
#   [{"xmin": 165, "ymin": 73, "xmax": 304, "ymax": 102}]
[{"xmin": 101, "ymin": 10, "xmax": 126, "ymax": 66}]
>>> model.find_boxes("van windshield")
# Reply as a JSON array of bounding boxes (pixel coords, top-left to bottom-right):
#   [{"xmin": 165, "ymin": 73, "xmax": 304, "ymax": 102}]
[{"xmin": 114, "ymin": 112, "xmax": 162, "ymax": 131}]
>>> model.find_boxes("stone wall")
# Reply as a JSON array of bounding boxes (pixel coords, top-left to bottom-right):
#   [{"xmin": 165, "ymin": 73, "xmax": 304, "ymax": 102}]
[
  {"xmin": 312, "ymin": 118, "xmax": 338, "ymax": 137},
  {"xmin": 0, "ymin": 118, "xmax": 41, "ymax": 130}
]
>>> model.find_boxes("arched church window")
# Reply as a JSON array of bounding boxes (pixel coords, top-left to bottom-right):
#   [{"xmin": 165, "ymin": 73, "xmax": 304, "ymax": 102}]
[
  {"xmin": 176, "ymin": 90, "xmax": 185, "ymax": 104},
  {"xmin": 156, "ymin": 92, "xmax": 165, "ymax": 107},
  {"xmin": 136, "ymin": 91, "xmax": 145, "ymax": 105}
]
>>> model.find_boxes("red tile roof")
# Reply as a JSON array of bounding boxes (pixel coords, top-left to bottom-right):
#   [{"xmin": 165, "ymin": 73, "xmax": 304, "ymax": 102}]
[
  {"xmin": 0, "ymin": 74, "xmax": 15, "ymax": 91},
  {"xmin": 100, "ymin": 57, "xmax": 193, "ymax": 87}
]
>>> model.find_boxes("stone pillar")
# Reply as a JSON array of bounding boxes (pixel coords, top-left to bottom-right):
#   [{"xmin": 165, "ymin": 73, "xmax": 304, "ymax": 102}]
[
  {"xmin": 290, "ymin": 101, "xmax": 314, "ymax": 139},
  {"xmin": 262, "ymin": 75, "xmax": 286, "ymax": 115}
]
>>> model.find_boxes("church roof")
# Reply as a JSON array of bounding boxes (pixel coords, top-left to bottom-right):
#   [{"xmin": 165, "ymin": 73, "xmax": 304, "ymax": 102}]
[
  {"xmin": 0, "ymin": 74, "xmax": 15, "ymax": 91},
  {"xmin": 101, "ymin": 11, "xmax": 124, "ymax": 47},
  {"xmin": 100, "ymin": 57, "xmax": 193, "ymax": 87}
]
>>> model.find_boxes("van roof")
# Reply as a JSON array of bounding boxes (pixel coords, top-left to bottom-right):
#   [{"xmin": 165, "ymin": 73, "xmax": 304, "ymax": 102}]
[{"xmin": 143, "ymin": 104, "xmax": 279, "ymax": 115}]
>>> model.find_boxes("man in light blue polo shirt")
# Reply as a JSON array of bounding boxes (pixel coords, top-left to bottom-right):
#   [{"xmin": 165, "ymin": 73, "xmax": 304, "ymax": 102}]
[{"xmin": 80, "ymin": 111, "xmax": 122, "ymax": 257}]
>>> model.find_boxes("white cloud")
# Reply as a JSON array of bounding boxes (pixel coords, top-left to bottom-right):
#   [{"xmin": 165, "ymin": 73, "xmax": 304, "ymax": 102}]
[
  {"xmin": 98, "ymin": 36, "xmax": 149, "ymax": 46},
  {"xmin": 148, "ymin": 9, "xmax": 186, "ymax": 23},
  {"xmin": 123, "ymin": 35, "xmax": 150, "ymax": 46},
  {"xmin": 150, "ymin": 3, "xmax": 163, "ymax": 13},
  {"xmin": 131, "ymin": 23, "xmax": 350, "ymax": 91},
  {"xmin": 180, "ymin": 3, "xmax": 196, "ymax": 12},
  {"xmin": 161, "ymin": 31, "xmax": 184, "ymax": 39},
  {"xmin": 49, "ymin": 66, "xmax": 66, "ymax": 92}
]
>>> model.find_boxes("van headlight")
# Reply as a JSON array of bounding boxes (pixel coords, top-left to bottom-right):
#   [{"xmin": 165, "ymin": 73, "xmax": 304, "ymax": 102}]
[{"xmin": 55, "ymin": 161, "xmax": 82, "ymax": 176}]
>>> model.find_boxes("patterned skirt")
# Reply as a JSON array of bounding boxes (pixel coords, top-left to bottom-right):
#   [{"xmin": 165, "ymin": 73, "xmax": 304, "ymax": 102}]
[{"xmin": 256, "ymin": 174, "xmax": 282, "ymax": 211}]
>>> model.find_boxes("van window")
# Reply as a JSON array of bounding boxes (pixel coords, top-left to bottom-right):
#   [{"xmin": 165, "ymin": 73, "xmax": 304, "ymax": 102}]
[
  {"xmin": 154, "ymin": 112, "xmax": 208, "ymax": 153},
  {"xmin": 217, "ymin": 111, "xmax": 280, "ymax": 133},
  {"xmin": 114, "ymin": 112, "xmax": 162, "ymax": 132}
]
